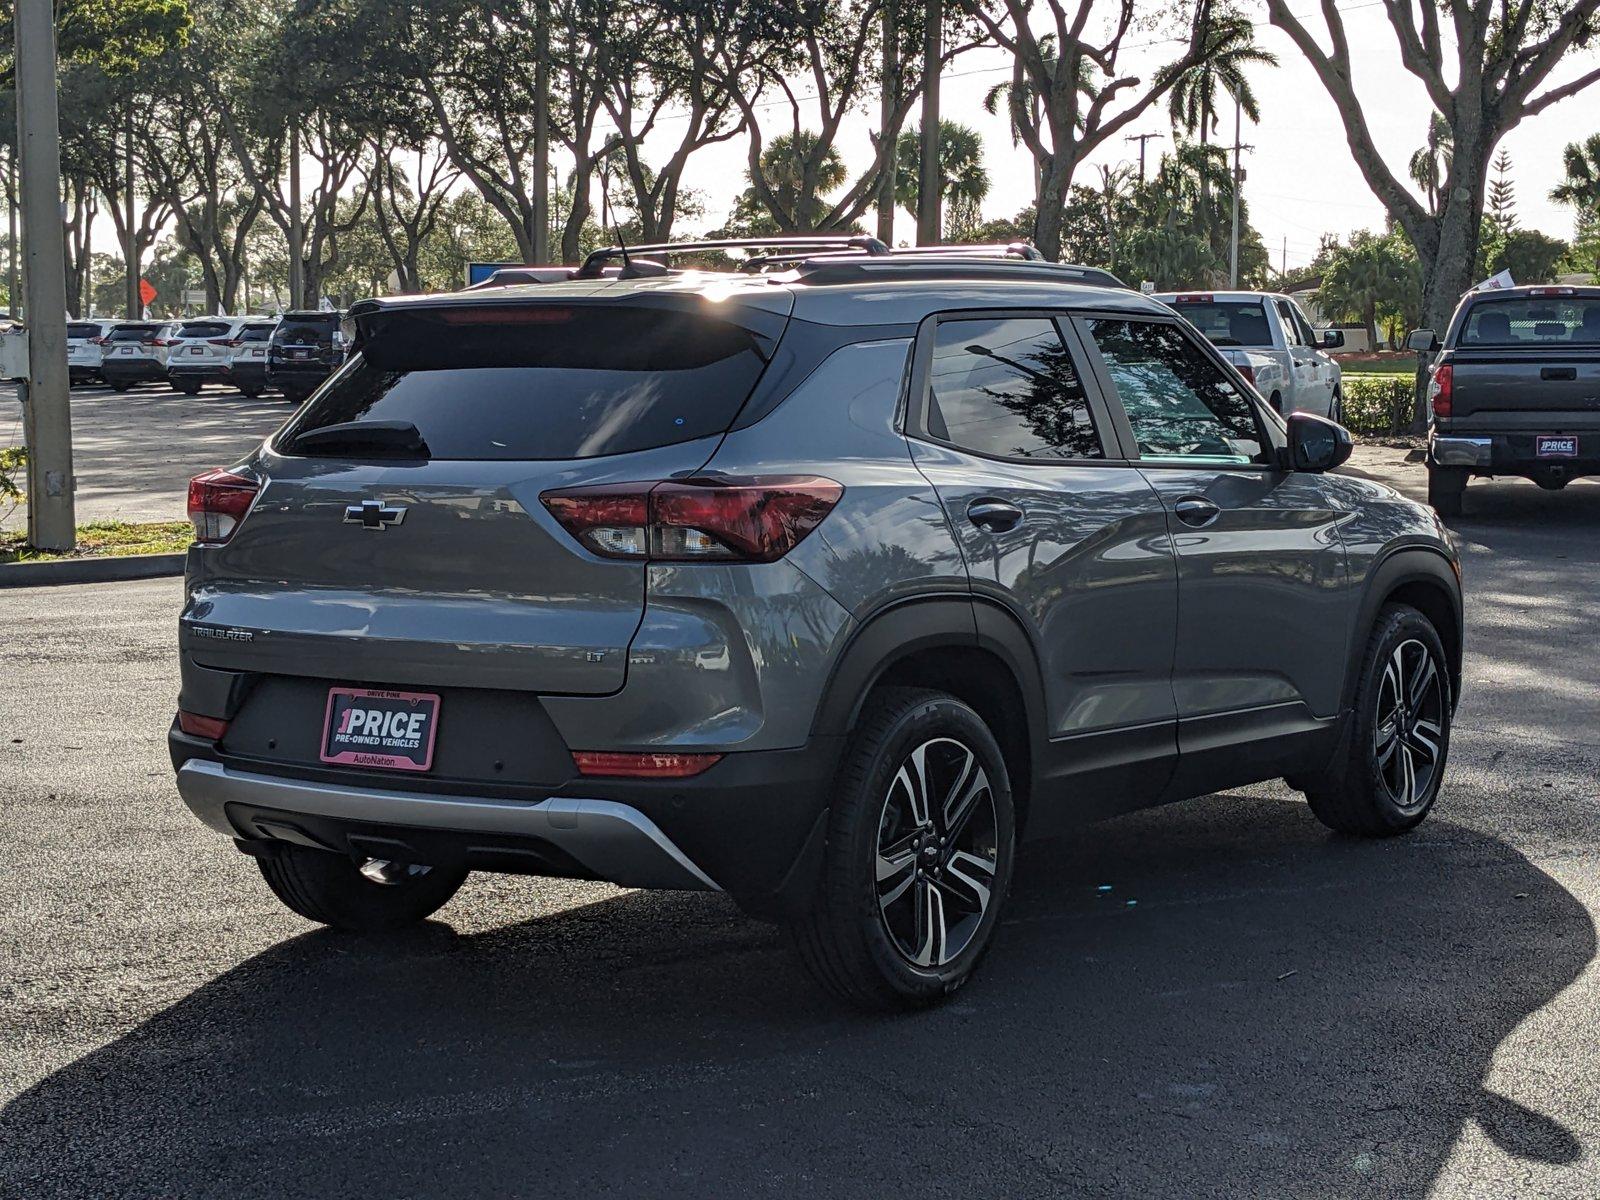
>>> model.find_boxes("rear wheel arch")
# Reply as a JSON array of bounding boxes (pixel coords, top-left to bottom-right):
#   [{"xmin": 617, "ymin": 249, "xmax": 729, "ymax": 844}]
[
  {"xmin": 813, "ymin": 597, "xmax": 1045, "ymax": 837},
  {"xmin": 1344, "ymin": 549, "xmax": 1463, "ymax": 713}
]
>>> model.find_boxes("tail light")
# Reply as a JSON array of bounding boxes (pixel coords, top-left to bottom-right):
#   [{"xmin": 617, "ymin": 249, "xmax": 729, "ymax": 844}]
[
  {"xmin": 209, "ymin": 337, "xmax": 241, "ymax": 347},
  {"xmin": 177, "ymin": 710, "xmax": 229, "ymax": 740},
  {"xmin": 571, "ymin": 750, "xmax": 722, "ymax": 778},
  {"xmin": 153, "ymin": 337, "xmax": 176, "ymax": 347},
  {"xmin": 1428, "ymin": 363, "xmax": 1453, "ymax": 419},
  {"xmin": 187, "ymin": 468, "xmax": 260, "ymax": 543},
  {"xmin": 89, "ymin": 336, "xmax": 107, "ymax": 345},
  {"xmin": 541, "ymin": 475, "xmax": 843, "ymax": 563},
  {"xmin": 1235, "ymin": 363, "xmax": 1256, "ymax": 385}
]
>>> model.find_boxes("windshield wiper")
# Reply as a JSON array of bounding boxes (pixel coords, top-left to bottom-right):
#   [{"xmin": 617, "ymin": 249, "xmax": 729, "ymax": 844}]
[{"xmin": 291, "ymin": 420, "xmax": 431, "ymax": 459}]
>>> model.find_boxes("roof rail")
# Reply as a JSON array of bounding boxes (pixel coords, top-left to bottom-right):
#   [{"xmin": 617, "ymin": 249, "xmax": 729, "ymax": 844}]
[
  {"xmin": 790, "ymin": 256, "xmax": 1127, "ymax": 290},
  {"xmin": 574, "ymin": 235, "xmax": 890, "ymax": 279},
  {"xmin": 889, "ymin": 241, "xmax": 1045, "ymax": 262}
]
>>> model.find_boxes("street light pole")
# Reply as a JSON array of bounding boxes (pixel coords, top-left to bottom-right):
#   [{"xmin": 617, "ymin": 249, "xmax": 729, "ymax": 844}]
[
  {"xmin": 1229, "ymin": 99, "xmax": 1242, "ymax": 288},
  {"xmin": 14, "ymin": 0, "xmax": 75, "ymax": 549},
  {"xmin": 287, "ymin": 120, "xmax": 304, "ymax": 308}
]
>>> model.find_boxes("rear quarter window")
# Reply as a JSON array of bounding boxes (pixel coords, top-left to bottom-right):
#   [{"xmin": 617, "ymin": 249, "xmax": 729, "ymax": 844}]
[{"xmin": 279, "ymin": 304, "xmax": 771, "ymax": 461}]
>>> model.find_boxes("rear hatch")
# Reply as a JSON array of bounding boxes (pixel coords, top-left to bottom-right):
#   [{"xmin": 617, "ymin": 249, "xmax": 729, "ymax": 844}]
[
  {"xmin": 1446, "ymin": 293, "xmax": 1600, "ymax": 428},
  {"xmin": 66, "ymin": 322, "xmax": 102, "ymax": 361},
  {"xmin": 230, "ymin": 323, "xmax": 275, "ymax": 366},
  {"xmin": 105, "ymin": 323, "xmax": 165, "ymax": 362},
  {"xmin": 184, "ymin": 295, "xmax": 790, "ymax": 695},
  {"xmin": 170, "ymin": 319, "xmax": 235, "ymax": 368},
  {"xmin": 270, "ymin": 312, "xmax": 342, "ymax": 369}
]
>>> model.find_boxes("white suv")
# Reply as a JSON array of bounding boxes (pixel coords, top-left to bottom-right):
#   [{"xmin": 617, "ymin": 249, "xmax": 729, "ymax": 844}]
[
  {"xmin": 100, "ymin": 322, "xmax": 179, "ymax": 392},
  {"xmin": 166, "ymin": 317, "xmax": 256, "ymax": 395},
  {"xmin": 225, "ymin": 320, "xmax": 279, "ymax": 398}
]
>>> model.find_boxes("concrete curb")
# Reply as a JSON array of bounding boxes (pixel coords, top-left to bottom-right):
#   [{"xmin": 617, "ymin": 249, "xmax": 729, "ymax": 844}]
[{"xmin": 0, "ymin": 552, "xmax": 184, "ymax": 589}]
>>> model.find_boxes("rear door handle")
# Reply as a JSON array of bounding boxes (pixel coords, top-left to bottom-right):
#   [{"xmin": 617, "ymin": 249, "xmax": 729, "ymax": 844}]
[
  {"xmin": 967, "ymin": 499, "xmax": 1024, "ymax": 533},
  {"xmin": 1173, "ymin": 497, "xmax": 1221, "ymax": 528},
  {"xmin": 1541, "ymin": 367, "xmax": 1577, "ymax": 381}
]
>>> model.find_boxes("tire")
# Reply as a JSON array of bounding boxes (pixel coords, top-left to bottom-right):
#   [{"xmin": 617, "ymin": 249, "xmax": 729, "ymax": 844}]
[
  {"xmin": 109, "ymin": 382, "xmax": 131, "ymax": 393},
  {"xmin": 175, "ymin": 381, "xmax": 201, "ymax": 396},
  {"xmin": 239, "ymin": 387, "xmax": 262, "ymax": 399},
  {"xmin": 1427, "ymin": 466, "xmax": 1466, "ymax": 516},
  {"xmin": 1303, "ymin": 604, "xmax": 1452, "ymax": 837},
  {"xmin": 1268, "ymin": 392, "xmax": 1284, "ymax": 415},
  {"xmin": 1330, "ymin": 388, "xmax": 1345, "ymax": 426},
  {"xmin": 256, "ymin": 843, "xmax": 468, "ymax": 932},
  {"xmin": 787, "ymin": 687, "xmax": 1017, "ymax": 1010}
]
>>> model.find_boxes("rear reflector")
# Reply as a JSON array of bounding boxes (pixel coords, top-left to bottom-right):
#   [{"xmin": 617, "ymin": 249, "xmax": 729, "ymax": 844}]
[
  {"xmin": 177, "ymin": 710, "xmax": 229, "ymax": 740},
  {"xmin": 542, "ymin": 475, "xmax": 843, "ymax": 563},
  {"xmin": 571, "ymin": 750, "xmax": 723, "ymax": 779},
  {"xmin": 187, "ymin": 468, "xmax": 260, "ymax": 543}
]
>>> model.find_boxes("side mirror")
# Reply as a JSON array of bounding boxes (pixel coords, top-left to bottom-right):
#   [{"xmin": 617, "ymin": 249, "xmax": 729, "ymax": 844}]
[
  {"xmin": 1407, "ymin": 329, "xmax": 1439, "ymax": 353},
  {"xmin": 1321, "ymin": 328, "xmax": 1345, "ymax": 349},
  {"xmin": 1286, "ymin": 411, "xmax": 1352, "ymax": 473}
]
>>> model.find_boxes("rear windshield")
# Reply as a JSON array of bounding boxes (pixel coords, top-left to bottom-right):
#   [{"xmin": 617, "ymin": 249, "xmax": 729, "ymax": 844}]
[
  {"xmin": 178, "ymin": 321, "xmax": 230, "ymax": 339},
  {"xmin": 274, "ymin": 314, "xmax": 339, "ymax": 345},
  {"xmin": 280, "ymin": 305, "xmax": 769, "ymax": 461},
  {"xmin": 1168, "ymin": 300, "xmax": 1273, "ymax": 347},
  {"xmin": 238, "ymin": 324, "xmax": 276, "ymax": 342},
  {"xmin": 1460, "ymin": 297, "xmax": 1600, "ymax": 346},
  {"xmin": 67, "ymin": 322, "xmax": 101, "ymax": 339},
  {"xmin": 109, "ymin": 326, "xmax": 160, "ymax": 343}
]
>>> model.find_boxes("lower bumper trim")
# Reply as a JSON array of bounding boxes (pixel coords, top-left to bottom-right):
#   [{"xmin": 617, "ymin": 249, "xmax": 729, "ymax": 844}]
[{"xmin": 175, "ymin": 759, "xmax": 721, "ymax": 892}]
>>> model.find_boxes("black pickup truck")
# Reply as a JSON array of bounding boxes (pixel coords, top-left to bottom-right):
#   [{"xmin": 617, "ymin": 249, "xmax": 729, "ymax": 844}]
[{"xmin": 1414, "ymin": 284, "xmax": 1600, "ymax": 515}]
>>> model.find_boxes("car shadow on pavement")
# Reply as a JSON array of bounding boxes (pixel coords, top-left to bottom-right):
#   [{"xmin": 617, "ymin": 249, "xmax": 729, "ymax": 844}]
[{"xmin": 1, "ymin": 793, "xmax": 1592, "ymax": 1198}]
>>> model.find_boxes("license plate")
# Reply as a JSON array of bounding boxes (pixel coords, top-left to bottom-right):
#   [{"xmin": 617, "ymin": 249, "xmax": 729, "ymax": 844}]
[
  {"xmin": 251, "ymin": 348, "xmax": 264, "ymax": 357},
  {"xmin": 190, "ymin": 346, "xmax": 205, "ymax": 355},
  {"xmin": 290, "ymin": 349, "xmax": 307, "ymax": 359},
  {"xmin": 1537, "ymin": 435, "xmax": 1578, "ymax": 458},
  {"xmin": 320, "ymin": 687, "xmax": 440, "ymax": 772},
  {"xmin": 120, "ymin": 347, "xmax": 135, "ymax": 355}
]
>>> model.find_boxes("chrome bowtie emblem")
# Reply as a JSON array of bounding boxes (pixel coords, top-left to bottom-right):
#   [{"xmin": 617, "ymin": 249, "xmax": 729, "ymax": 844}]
[{"xmin": 344, "ymin": 499, "xmax": 407, "ymax": 530}]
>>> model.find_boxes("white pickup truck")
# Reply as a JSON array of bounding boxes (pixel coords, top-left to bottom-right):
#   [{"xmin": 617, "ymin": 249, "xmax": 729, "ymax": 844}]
[{"xmin": 1155, "ymin": 290, "xmax": 1347, "ymax": 424}]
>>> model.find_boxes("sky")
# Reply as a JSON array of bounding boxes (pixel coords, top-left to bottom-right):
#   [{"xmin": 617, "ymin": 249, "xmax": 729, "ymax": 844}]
[{"xmin": 637, "ymin": 3, "xmax": 1600, "ymax": 275}]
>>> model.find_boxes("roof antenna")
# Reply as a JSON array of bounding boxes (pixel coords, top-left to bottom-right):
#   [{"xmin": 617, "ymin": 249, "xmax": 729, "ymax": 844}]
[{"xmin": 598, "ymin": 162, "xmax": 631, "ymax": 277}]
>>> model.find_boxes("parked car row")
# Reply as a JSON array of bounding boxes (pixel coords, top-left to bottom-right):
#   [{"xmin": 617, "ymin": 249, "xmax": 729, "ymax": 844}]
[{"xmin": 63, "ymin": 311, "xmax": 348, "ymax": 402}]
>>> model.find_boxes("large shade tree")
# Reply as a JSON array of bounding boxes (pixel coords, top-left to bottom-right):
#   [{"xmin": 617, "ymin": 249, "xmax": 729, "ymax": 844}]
[{"xmin": 1267, "ymin": 0, "xmax": 1600, "ymax": 357}]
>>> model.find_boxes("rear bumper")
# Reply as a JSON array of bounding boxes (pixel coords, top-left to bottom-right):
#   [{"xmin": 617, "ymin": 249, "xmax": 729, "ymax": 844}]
[
  {"xmin": 100, "ymin": 360, "xmax": 166, "ymax": 382},
  {"xmin": 169, "ymin": 727, "xmax": 838, "ymax": 916},
  {"xmin": 1431, "ymin": 431, "xmax": 1600, "ymax": 479},
  {"xmin": 176, "ymin": 758, "xmax": 721, "ymax": 892},
  {"xmin": 230, "ymin": 362, "xmax": 268, "ymax": 386},
  {"xmin": 168, "ymin": 364, "xmax": 232, "ymax": 381},
  {"xmin": 266, "ymin": 364, "xmax": 333, "ymax": 391}
]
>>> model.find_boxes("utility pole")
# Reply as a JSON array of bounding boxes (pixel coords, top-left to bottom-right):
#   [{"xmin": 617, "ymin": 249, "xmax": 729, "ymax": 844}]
[
  {"xmin": 15, "ymin": 0, "xmax": 75, "ymax": 549},
  {"xmin": 1228, "ymin": 98, "xmax": 1253, "ymax": 288},
  {"xmin": 1125, "ymin": 132, "xmax": 1161, "ymax": 182},
  {"xmin": 6, "ymin": 148, "xmax": 18, "ymax": 318},
  {"xmin": 532, "ymin": 0, "xmax": 550, "ymax": 263},
  {"xmin": 287, "ymin": 120, "xmax": 304, "ymax": 308},
  {"xmin": 915, "ymin": 0, "xmax": 941, "ymax": 246}
]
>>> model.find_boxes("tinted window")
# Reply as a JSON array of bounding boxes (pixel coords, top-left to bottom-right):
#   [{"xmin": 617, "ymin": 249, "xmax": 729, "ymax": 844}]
[
  {"xmin": 1168, "ymin": 299, "xmax": 1273, "ymax": 348},
  {"xmin": 280, "ymin": 305, "xmax": 768, "ymax": 461},
  {"xmin": 1088, "ymin": 319, "xmax": 1267, "ymax": 464},
  {"xmin": 925, "ymin": 316, "xmax": 1103, "ymax": 460},
  {"xmin": 273, "ymin": 314, "xmax": 340, "ymax": 346},
  {"xmin": 67, "ymin": 323, "xmax": 100, "ymax": 339},
  {"xmin": 178, "ymin": 321, "xmax": 230, "ymax": 339},
  {"xmin": 109, "ymin": 326, "xmax": 159, "ymax": 343},
  {"xmin": 1462, "ymin": 297, "xmax": 1600, "ymax": 345},
  {"xmin": 238, "ymin": 325, "xmax": 276, "ymax": 343},
  {"xmin": 1289, "ymin": 303, "xmax": 1320, "ymax": 346}
]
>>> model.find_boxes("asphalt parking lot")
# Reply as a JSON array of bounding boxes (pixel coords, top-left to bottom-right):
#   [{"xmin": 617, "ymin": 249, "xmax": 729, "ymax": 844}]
[
  {"xmin": 1, "ymin": 381, "xmax": 289, "ymax": 530},
  {"xmin": 2, "ymin": 439, "xmax": 1598, "ymax": 1195}
]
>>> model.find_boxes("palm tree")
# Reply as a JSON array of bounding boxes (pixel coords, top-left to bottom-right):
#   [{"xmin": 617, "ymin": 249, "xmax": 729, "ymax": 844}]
[
  {"xmin": 1409, "ymin": 112, "xmax": 1454, "ymax": 216},
  {"xmin": 1550, "ymin": 133, "xmax": 1600, "ymax": 215},
  {"xmin": 1166, "ymin": 12, "xmax": 1278, "ymax": 148},
  {"xmin": 747, "ymin": 131, "xmax": 849, "ymax": 231},
  {"xmin": 895, "ymin": 120, "xmax": 991, "ymax": 241}
]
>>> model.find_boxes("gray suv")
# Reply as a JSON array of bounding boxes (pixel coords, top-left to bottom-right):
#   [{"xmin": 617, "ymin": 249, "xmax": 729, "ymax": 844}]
[{"xmin": 170, "ymin": 240, "xmax": 1463, "ymax": 1009}]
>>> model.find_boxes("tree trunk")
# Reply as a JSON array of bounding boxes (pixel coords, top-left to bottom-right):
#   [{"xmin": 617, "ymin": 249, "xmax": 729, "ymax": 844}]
[
  {"xmin": 1032, "ymin": 155, "xmax": 1072, "ymax": 262},
  {"xmin": 915, "ymin": 0, "xmax": 942, "ymax": 245},
  {"xmin": 875, "ymin": 0, "xmax": 898, "ymax": 245}
]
